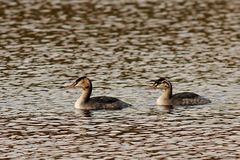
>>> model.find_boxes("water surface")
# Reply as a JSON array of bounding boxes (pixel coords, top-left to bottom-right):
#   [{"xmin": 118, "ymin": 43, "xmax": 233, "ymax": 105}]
[{"xmin": 0, "ymin": 0, "xmax": 239, "ymax": 159}]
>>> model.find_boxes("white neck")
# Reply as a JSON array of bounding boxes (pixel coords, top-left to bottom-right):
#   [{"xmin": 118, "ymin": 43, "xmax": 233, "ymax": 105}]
[
  {"xmin": 75, "ymin": 87, "xmax": 92, "ymax": 108},
  {"xmin": 156, "ymin": 88, "xmax": 172, "ymax": 106}
]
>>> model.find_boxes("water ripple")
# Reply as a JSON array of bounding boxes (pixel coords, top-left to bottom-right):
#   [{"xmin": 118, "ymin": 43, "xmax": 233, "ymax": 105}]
[{"xmin": 0, "ymin": 0, "xmax": 239, "ymax": 159}]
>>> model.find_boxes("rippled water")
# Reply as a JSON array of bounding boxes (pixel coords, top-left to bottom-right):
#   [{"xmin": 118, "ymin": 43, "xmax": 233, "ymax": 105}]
[{"xmin": 0, "ymin": 0, "xmax": 239, "ymax": 159}]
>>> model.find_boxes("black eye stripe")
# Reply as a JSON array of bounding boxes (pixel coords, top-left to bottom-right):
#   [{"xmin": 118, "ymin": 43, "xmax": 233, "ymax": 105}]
[{"xmin": 163, "ymin": 80, "xmax": 171, "ymax": 86}]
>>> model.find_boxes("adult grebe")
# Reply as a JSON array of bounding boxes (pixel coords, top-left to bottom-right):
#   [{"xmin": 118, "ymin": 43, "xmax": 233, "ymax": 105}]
[
  {"xmin": 153, "ymin": 77, "xmax": 211, "ymax": 106},
  {"xmin": 68, "ymin": 76, "xmax": 131, "ymax": 110}
]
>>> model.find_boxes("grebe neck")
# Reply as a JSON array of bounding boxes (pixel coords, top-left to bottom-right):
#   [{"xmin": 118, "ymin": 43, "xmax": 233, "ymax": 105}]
[
  {"xmin": 75, "ymin": 81, "xmax": 92, "ymax": 108},
  {"xmin": 156, "ymin": 82, "xmax": 173, "ymax": 105}
]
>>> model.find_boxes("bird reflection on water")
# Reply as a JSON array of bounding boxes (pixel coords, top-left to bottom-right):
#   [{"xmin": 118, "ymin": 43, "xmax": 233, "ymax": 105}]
[{"xmin": 75, "ymin": 109, "xmax": 92, "ymax": 117}]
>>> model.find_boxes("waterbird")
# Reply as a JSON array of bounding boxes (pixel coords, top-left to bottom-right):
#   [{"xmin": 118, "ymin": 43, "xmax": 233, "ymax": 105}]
[
  {"xmin": 152, "ymin": 77, "xmax": 211, "ymax": 106},
  {"xmin": 68, "ymin": 76, "xmax": 131, "ymax": 110}
]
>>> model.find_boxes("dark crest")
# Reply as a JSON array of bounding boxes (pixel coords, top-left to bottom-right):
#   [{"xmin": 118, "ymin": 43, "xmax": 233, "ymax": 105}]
[
  {"xmin": 75, "ymin": 76, "xmax": 87, "ymax": 83},
  {"xmin": 154, "ymin": 77, "xmax": 167, "ymax": 85}
]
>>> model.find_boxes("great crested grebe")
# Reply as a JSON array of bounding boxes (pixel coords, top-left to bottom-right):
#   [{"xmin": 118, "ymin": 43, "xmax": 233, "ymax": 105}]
[
  {"xmin": 153, "ymin": 77, "xmax": 211, "ymax": 106},
  {"xmin": 68, "ymin": 76, "xmax": 131, "ymax": 110}
]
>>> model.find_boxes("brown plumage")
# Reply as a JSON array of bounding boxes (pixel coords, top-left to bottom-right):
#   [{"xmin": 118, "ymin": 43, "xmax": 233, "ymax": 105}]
[
  {"xmin": 153, "ymin": 77, "xmax": 211, "ymax": 106},
  {"xmin": 68, "ymin": 76, "xmax": 131, "ymax": 110}
]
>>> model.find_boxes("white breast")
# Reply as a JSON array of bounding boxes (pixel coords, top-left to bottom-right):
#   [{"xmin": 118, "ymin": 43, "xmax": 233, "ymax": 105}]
[{"xmin": 156, "ymin": 96, "xmax": 171, "ymax": 106}]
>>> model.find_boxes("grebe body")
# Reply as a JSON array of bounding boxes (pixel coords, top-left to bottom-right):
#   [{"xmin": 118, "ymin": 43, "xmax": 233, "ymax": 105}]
[
  {"xmin": 69, "ymin": 76, "xmax": 131, "ymax": 110},
  {"xmin": 153, "ymin": 77, "xmax": 211, "ymax": 106}
]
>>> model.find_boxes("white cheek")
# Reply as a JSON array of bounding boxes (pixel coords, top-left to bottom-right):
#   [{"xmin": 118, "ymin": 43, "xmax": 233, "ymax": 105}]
[
  {"xmin": 156, "ymin": 85, "xmax": 162, "ymax": 89},
  {"xmin": 159, "ymin": 84, "xmax": 165, "ymax": 89}
]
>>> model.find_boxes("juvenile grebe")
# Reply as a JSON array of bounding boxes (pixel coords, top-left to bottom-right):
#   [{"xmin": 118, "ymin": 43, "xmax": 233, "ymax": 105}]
[
  {"xmin": 153, "ymin": 77, "xmax": 211, "ymax": 106},
  {"xmin": 68, "ymin": 76, "xmax": 131, "ymax": 110}
]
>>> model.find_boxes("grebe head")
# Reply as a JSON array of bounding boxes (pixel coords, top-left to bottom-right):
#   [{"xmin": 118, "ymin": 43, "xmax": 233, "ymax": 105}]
[
  {"xmin": 69, "ymin": 76, "xmax": 91, "ymax": 90},
  {"xmin": 153, "ymin": 77, "xmax": 171, "ymax": 91}
]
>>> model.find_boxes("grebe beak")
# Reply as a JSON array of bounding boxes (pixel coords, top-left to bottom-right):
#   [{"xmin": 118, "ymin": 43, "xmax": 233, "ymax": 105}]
[
  {"xmin": 147, "ymin": 80, "xmax": 158, "ymax": 89},
  {"xmin": 66, "ymin": 81, "xmax": 77, "ymax": 88},
  {"xmin": 152, "ymin": 83, "xmax": 158, "ymax": 88}
]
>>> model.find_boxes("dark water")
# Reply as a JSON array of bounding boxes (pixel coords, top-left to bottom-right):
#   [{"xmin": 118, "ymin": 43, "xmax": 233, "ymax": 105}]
[{"xmin": 0, "ymin": 0, "xmax": 239, "ymax": 159}]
